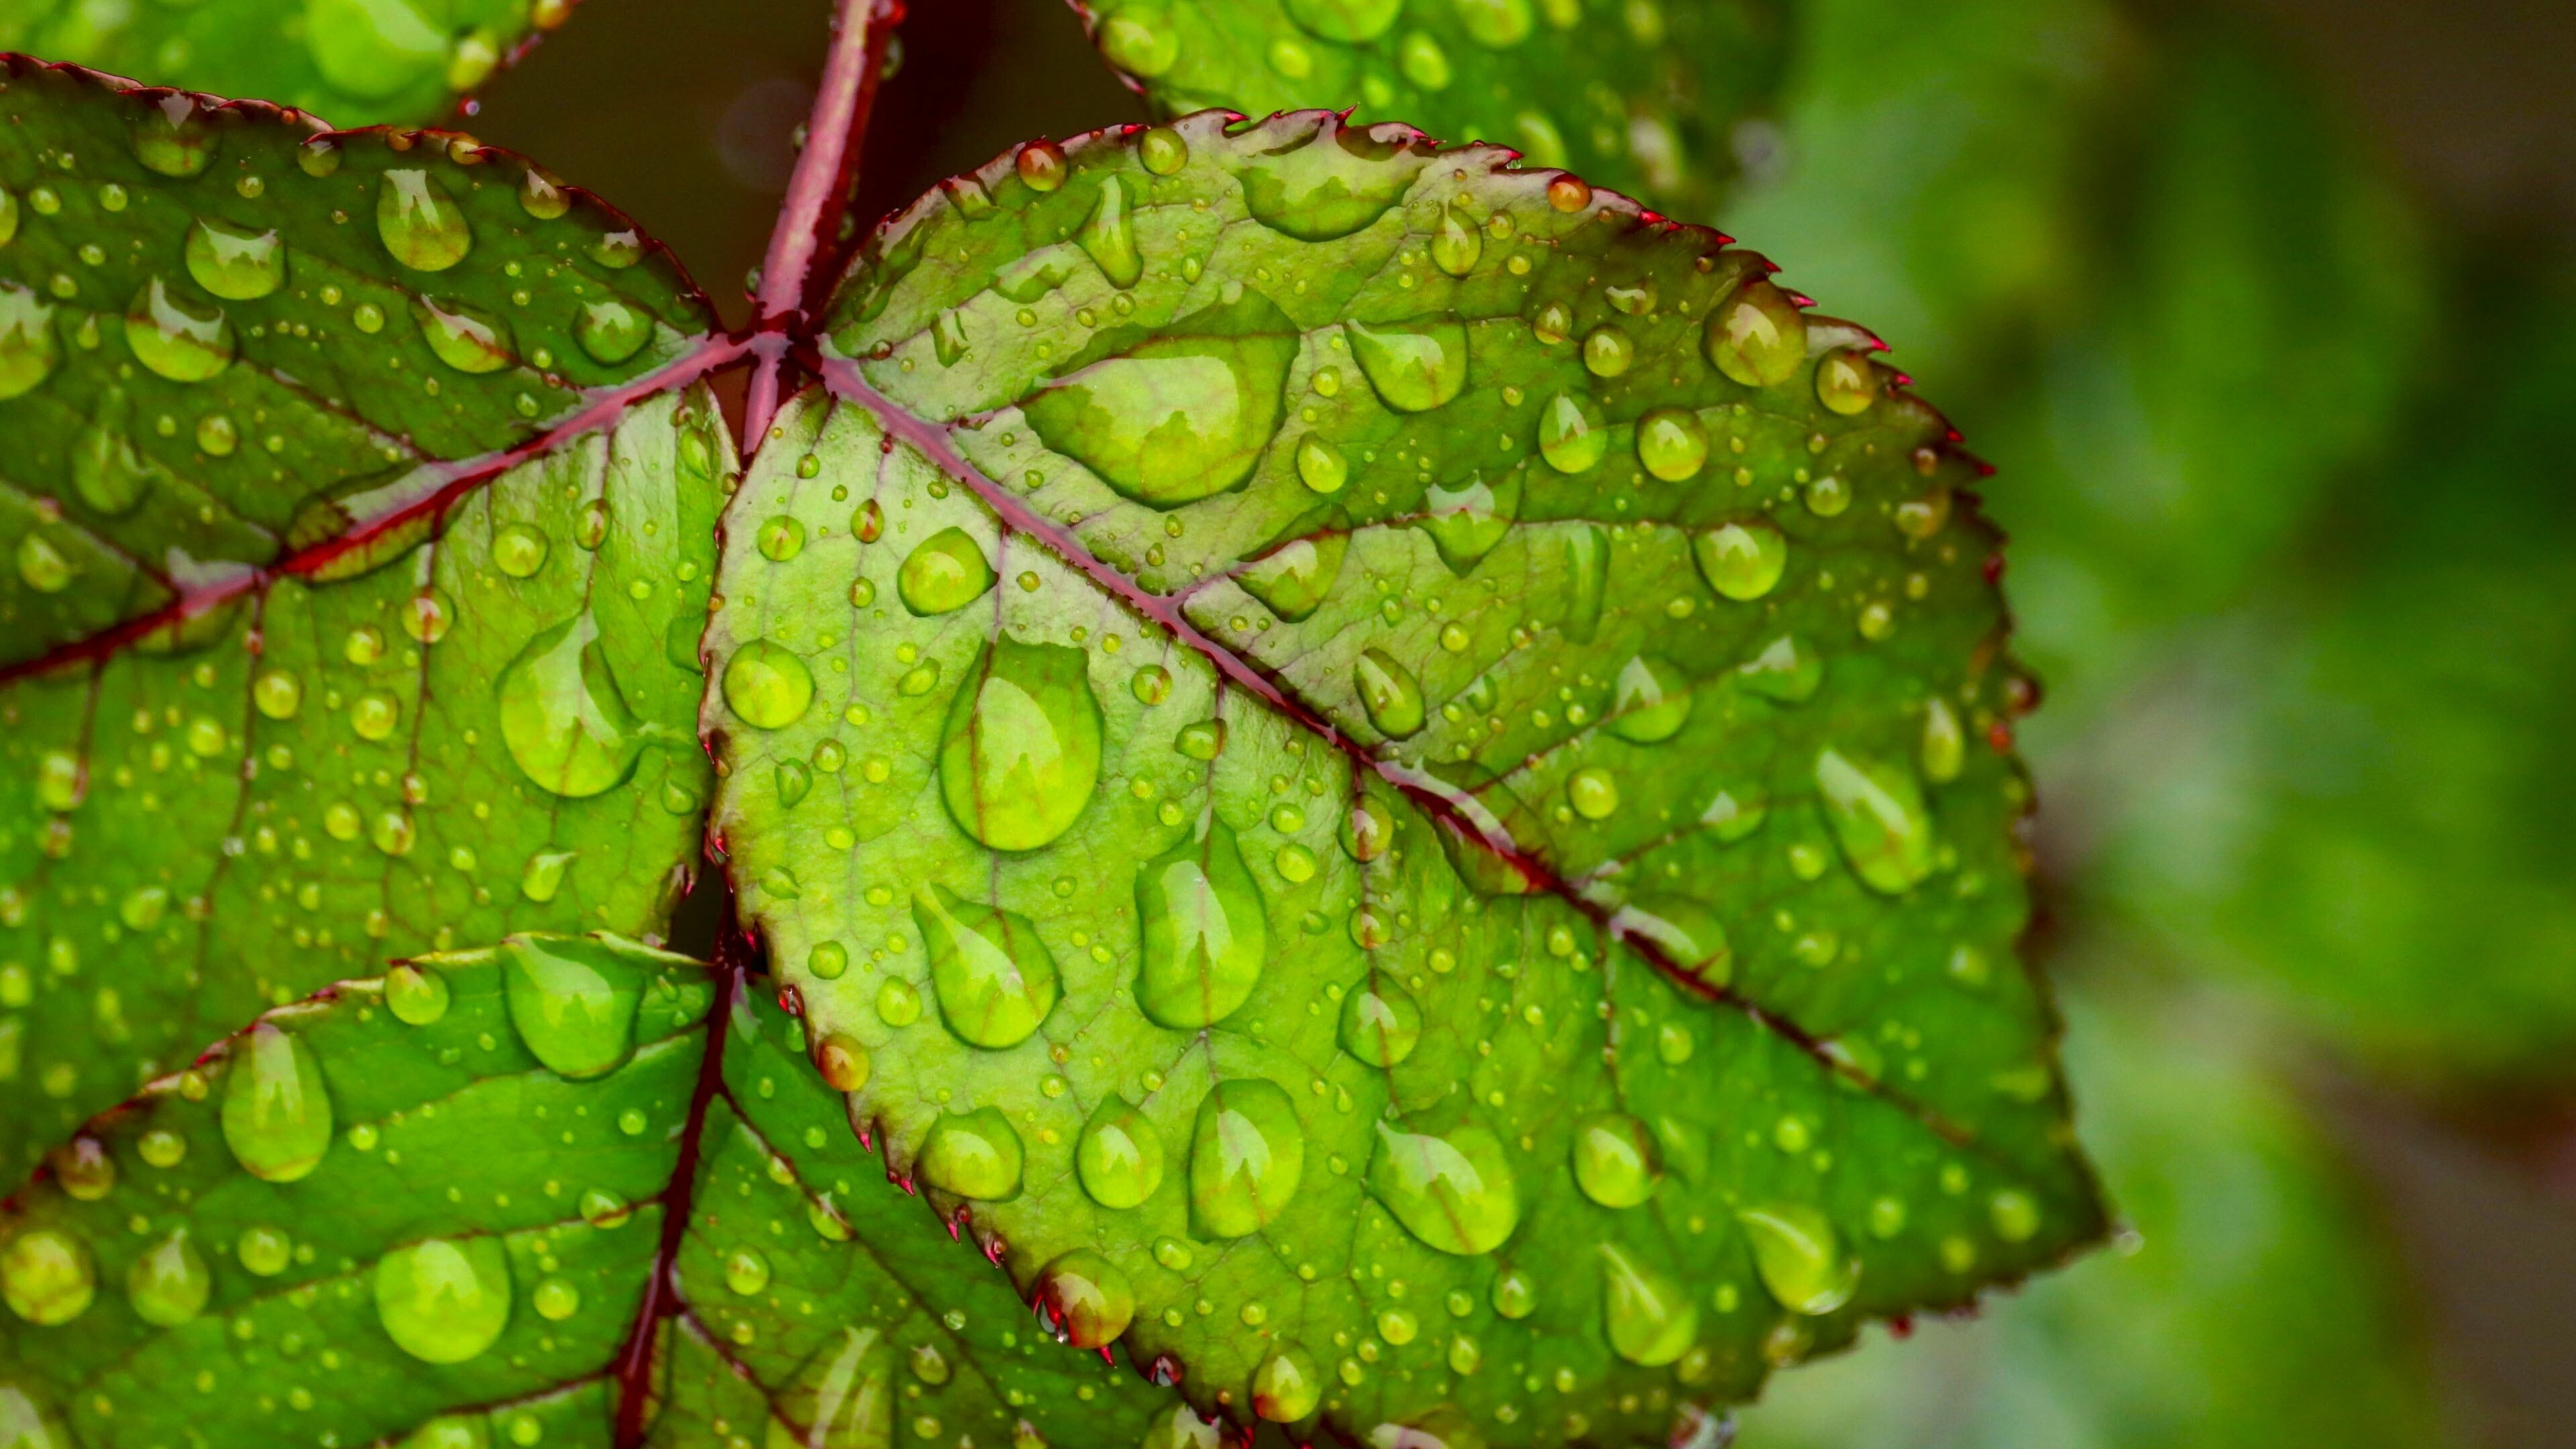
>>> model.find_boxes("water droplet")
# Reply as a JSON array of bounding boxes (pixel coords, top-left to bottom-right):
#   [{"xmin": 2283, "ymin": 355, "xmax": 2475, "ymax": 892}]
[
  {"xmin": 386, "ymin": 963, "xmax": 451, "ymax": 1024},
  {"xmin": 587, "ymin": 229, "xmax": 644, "ymax": 269},
  {"xmin": 1366, "ymin": 1115, "xmax": 1519, "ymax": 1255},
  {"xmin": 937, "ymin": 639, "xmax": 1103, "ymax": 851},
  {"xmin": 912, "ymin": 884, "xmax": 1061, "ymax": 1049},
  {"xmin": 1, "ymin": 1228, "xmax": 92, "ymax": 1325},
  {"xmin": 375, "ymin": 1236, "xmax": 512, "ymax": 1362},
  {"xmin": 1034, "ymin": 1248, "xmax": 1134, "ymax": 1347},
  {"xmin": 1354, "ymin": 648, "xmax": 1425, "ymax": 738},
  {"xmin": 814, "ymin": 1032, "xmax": 871, "ymax": 1091},
  {"xmin": 898, "ymin": 527, "xmax": 996, "ymax": 615},
  {"xmin": 48, "ymin": 1137, "xmax": 114, "ymax": 1201},
  {"xmin": 1566, "ymin": 766, "xmax": 1619, "ymax": 819},
  {"xmin": 1295, "ymin": 433, "xmax": 1348, "ymax": 494},
  {"xmin": 1077, "ymin": 176, "xmax": 1142, "ymax": 288},
  {"xmin": 1607, "ymin": 655, "xmax": 1692, "ymax": 743},
  {"xmin": 1738, "ymin": 1201, "xmax": 1858, "ymax": 1314},
  {"xmin": 221, "ymin": 1023, "xmax": 332, "ymax": 1182},
  {"xmin": 125, "ymin": 277, "xmax": 233, "ymax": 382},
  {"xmin": 1598, "ymin": 1242, "xmax": 1698, "ymax": 1365},
  {"xmin": 1582, "ymin": 325, "xmax": 1633, "ymax": 378},
  {"xmin": 575, "ymin": 297, "xmax": 653, "ymax": 365},
  {"xmin": 501, "ymin": 934, "xmax": 645, "ymax": 1079},
  {"xmin": 875, "ymin": 977, "xmax": 922, "ymax": 1026},
  {"xmin": 1611, "ymin": 897, "xmax": 1729, "ymax": 988},
  {"xmin": 1635, "ymin": 407, "xmax": 1709, "ymax": 482},
  {"xmin": 725, "ymin": 1246, "xmax": 771, "ymax": 1295},
  {"xmin": 723, "ymin": 639, "xmax": 816, "ymax": 730},
  {"xmin": 1283, "ymin": 0, "xmax": 1397, "ymax": 40},
  {"xmin": 378, "ymin": 170, "xmax": 474, "ymax": 272},
  {"xmin": 1023, "ymin": 291, "xmax": 1297, "ymax": 507},
  {"xmin": 16, "ymin": 532, "xmax": 70, "ymax": 592},
  {"xmin": 1252, "ymin": 1344, "xmax": 1324, "ymax": 1421},
  {"xmin": 1338, "ymin": 973, "xmax": 1420, "ymax": 1065},
  {"xmin": 1134, "ymin": 820, "xmax": 1267, "ymax": 1028},
  {"xmin": 1921, "ymin": 700, "xmax": 1964, "ymax": 784},
  {"xmin": 1418, "ymin": 468, "xmax": 1519, "ymax": 574},
  {"xmin": 1077, "ymin": 1095, "xmax": 1165, "ymax": 1209},
  {"xmin": 1432, "ymin": 209, "xmax": 1482, "ymax": 276},
  {"xmin": 1571, "ymin": 1112, "xmax": 1656, "ymax": 1207},
  {"xmin": 0, "ymin": 283, "xmax": 60, "ymax": 399},
  {"xmin": 1240, "ymin": 535, "xmax": 1346, "ymax": 622},
  {"xmin": 1240, "ymin": 123, "xmax": 1421, "ymax": 241},
  {"xmin": 917, "ymin": 1106, "xmax": 1024, "ymax": 1200},
  {"xmin": 1099, "ymin": 9, "xmax": 1181, "ymax": 76},
  {"xmin": 132, "ymin": 97, "xmax": 215, "ymax": 176},
  {"xmin": 493, "ymin": 521, "xmax": 551, "ymax": 577},
  {"xmin": 184, "ymin": 219, "xmax": 285, "ymax": 301},
  {"xmin": 1735, "ymin": 634, "xmax": 1820, "ymax": 702},
  {"xmin": 413, "ymin": 294, "xmax": 516, "ymax": 373},
  {"xmin": 1533, "ymin": 390, "xmax": 1606, "ymax": 474},
  {"xmin": 521, "ymin": 849, "xmax": 578, "ymax": 903},
  {"xmin": 125, "ymin": 1227, "xmax": 209, "ymax": 1326},
  {"xmin": 1016, "ymin": 139, "xmax": 1067, "ymax": 192},
  {"xmin": 1815, "ymin": 346, "xmax": 1878, "ymax": 414},
  {"xmin": 1815, "ymin": 749, "xmax": 1935, "ymax": 893},
  {"xmin": 773, "ymin": 1327, "xmax": 893, "ymax": 1449},
  {"xmin": 533, "ymin": 1276, "xmax": 581, "ymax": 1320},
  {"xmin": 1188, "ymin": 1078, "xmax": 1303, "ymax": 1238},
  {"xmin": 1707, "ymin": 279, "xmax": 1805, "ymax": 387},
  {"xmin": 498, "ymin": 616, "xmax": 645, "ymax": 798},
  {"xmin": 1346, "ymin": 319, "xmax": 1467, "ymax": 412}
]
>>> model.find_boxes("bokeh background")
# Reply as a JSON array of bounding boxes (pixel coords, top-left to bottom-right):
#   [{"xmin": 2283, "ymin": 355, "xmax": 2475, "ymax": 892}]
[{"xmin": 467, "ymin": 1, "xmax": 2576, "ymax": 1443}]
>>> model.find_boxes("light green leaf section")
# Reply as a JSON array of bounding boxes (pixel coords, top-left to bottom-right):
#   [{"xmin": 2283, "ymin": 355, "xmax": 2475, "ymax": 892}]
[
  {"xmin": 0, "ymin": 63, "xmax": 728, "ymax": 1173},
  {"xmin": 0, "ymin": 0, "xmax": 577, "ymax": 127},
  {"xmin": 0, "ymin": 934, "xmax": 1175, "ymax": 1448},
  {"xmin": 706, "ymin": 111, "xmax": 2103, "ymax": 1446},
  {"xmin": 1066, "ymin": 0, "xmax": 1784, "ymax": 221}
]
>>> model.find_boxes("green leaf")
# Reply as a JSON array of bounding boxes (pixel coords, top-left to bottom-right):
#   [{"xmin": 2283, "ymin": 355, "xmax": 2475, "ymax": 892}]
[
  {"xmin": 0, "ymin": 933, "xmax": 1175, "ymax": 1446},
  {"xmin": 0, "ymin": 62, "xmax": 727, "ymax": 1172},
  {"xmin": 705, "ymin": 111, "xmax": 2103, "ymax": 1442},
  {"xmin": 1066, "ymin": 0, "xmax": 1786, "ymax": 221},
  {"xmin": 0, "ymin": 0, "xmax": 576, "ymax": 126}
]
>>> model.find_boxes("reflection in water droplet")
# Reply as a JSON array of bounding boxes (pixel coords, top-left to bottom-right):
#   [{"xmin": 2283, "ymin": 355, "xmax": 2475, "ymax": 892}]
[
  {"xmin": 725, "ymin": 1246, "xmax": 771, "ymax": 1295},
  {"xmin": 0, "ymin": 283, "xmax": 60, "ymax": 400},
  {"xmin": 413, "ymin": 294, "xmax": 517, "ymax": 373},
  {"xmin": 912, "ymin": 884, "xmax": 1060, "ymax": 1049},
  {"xmin": 1022, "ymin": 292, "xmax": 1297, "ymax": 508},
  {"xmin": 724, "ymin": 640, "xmax": 816, "ymax": 730},
  {"xmin": 1432, "ymin": 208, "xmax": 1482, "ymax": 276},
  {"xmin": 498, "ymin": 616, "xmax": 645, "ymax": 798},
  {"xmin": 1570, "ymin": 1112, "xmax": 1656, "ymax": 1208},
  {"xmin": 521, "ymin": 849, "xmax": 578, "ymax": 903},
  {"xmin": 375, "ymin": 1236, "xmax": 512, "ymax": 1363},
  {"xmin": 1135, "ymin": 820, "xmax": 1268, "ymax": 1029},
  {"xmin": 1417, "ymin": 469, "xmax": 1519, "ymax": 574},
  {"xmin": 1635, "ymin": 407, "xmax": 1709, "ymax": 482},
  {"xmin": 386, "ymin": 963, "xmax": 451, "ymax": 1024},
  {"xmin": 1815, "ymin": 749, "xmax": 1935, "ymax": 893},
  {"xmin": 1736, "ymin": 634, "xmax": 1821, "ymax": 703},
  {"xmin": 1035, "ymin": 1248, "xmax": 1135, "ymax": 1347},
  {"xmin": 1338, "ymin": 973, "xmax": 1420, "ymax": 1065},
  {"xmin": 1739, "ymin": 1201, "xmax": 1858, "ymax": 1314},
  {"xmin": 1707, "ymin": 279, "xmax": 1806, "ymax": 387},
  {"xmin": 937, "ymin": 639, "xmax": 1103, "ymax": 851},
  {"xmin": 918, "ymin": 1106, "xmax": 1024, "ymax": 1199},
  {"xmin": 1367, "ymin": 1116, "xmax": 1519, "ymax": 1255},
  {"xmin": 184, "ymin": 219, "xmax": 286, "ymax": 301},
  {"xmin": 1354, "ymin": 649, "xmax": 1425, "ymax": 739},
  {"xmin": 1240, "ymin": 535, "xmax": 1346, "ymax": 623},
  {"xmin": 1252, "ymin": 1343, "xmax": 1324, "ymax": 1421},
  {"xmin": 1077, "ymin": 1095, "xmax": 1165, "ymax": 1210},
  {"xmin": 378, "ymin": 169, "xmax": 474, "ymax": 272},
  {"xmin": 493, "ymin": 521, "xmax": 550, "ymax": 577},
  {"xmin": 1598, "ymin": 1242, "xmax": 1699, "ymax": 1365},
  {"xmin": 1240, "ymin": 123, "xmax": 1421, "ymax": 241},
  {"xmin": 500, "ymin": 934, "xmax": 645, "ymax": 1079},
  {"xmin": 1295, "ymin": 434, "xmax": 1348, "ymax": 494},
  {"xmin": 1077, "ymin": 176, "xmax": 1143, "ymax": 288},
  {"xmin": 125, "ymin": 1228, "xmax": 210, "ymax": 1326},
  {"xmin": 1346, "ymin": 319, "xmax": 1467, "ymax": 413},
  {"xmin": 898, "ymin": 527, "xmax": 996, "ymax": 615},
  {"xmin": 125, "ymin": 277, "xmax": 234, "ymax": 382},
  {"xmin": 1536, "ymin": 390, "xmax": 1605, "ymax": 474},
  {"xmin": 221, "ymin": 1023, "xmax": 333, "ymax": 1183},
  {"xmin": 576, "ymin": 297, "xmax": 653, "ymax": 365},
  {"xmin": 1, "ymin": 1228, "xmax": 94, "ymax": 1326},
  {"xmin": 1608, "ymin": 655, "xmax": 1692, "ymax": 743},
  {"xmin": 1189, "ymin": 1078, "xmax": 1303, "ymax": 1238}
]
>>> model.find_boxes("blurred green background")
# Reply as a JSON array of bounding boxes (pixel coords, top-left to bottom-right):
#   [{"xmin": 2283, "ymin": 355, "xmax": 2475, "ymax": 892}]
[{"xmin": 464, "ymin": 0, "xmax": 2576, "ymax": 1442}]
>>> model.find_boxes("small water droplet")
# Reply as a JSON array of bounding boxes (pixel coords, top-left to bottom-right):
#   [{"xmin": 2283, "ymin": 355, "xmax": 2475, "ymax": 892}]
[
  {"xmin": 413, "ymin": 294, "xmax": 516, "ymax": 373},
  {"xmin": 1635, "ymin": 407, "xmax": 1708, "ymax": 482},
  {"xmin": 1735, "ymin": 634, "xmax": 1821, "ymax": 702},
  {"xmin": 773, "ymin": 1327, "xmax": 894, "ymax": 1449},
  {"xmin": 385, "ymin": 963, "xmax": 451, "ymax": 1024},
  {"xmin": 1536, "ymin": 390, "xmax": 1605, "ymax": 474},
  {"xmin": 0, "ymin": 282, "xmax": 61, "ymax": 400},
  {"xmin": 1240, "ymin": 122, "xmax": 1421, "ymax": 241},
  {"xmin": 1, "ymin": 1228, "xmax": 93, "ymax": 1325},
  {"xmin": 1034, "ymin": 1248, "xmax": 1134, "ymax": 1347},
  {"xmin": 576, "ymin": 297, "xmax": 654, "ymax": 364},
  {"xmin": 1598, "ymin": 1241, "xmax": 1698, "ymax": 1364},
  {"xmin": 1240, "ymin": 535, "xmax": 1347, "ymax": 622},
  {"xmin": 1252, "ymin": 1343, "xmax": 1324, "ymax": 1421},
  {"xmin": 1707, "ymin": 279, "xmax": 1806, "ymax": 387},
  {"xmin": 1338, "ymin": 973, "xmax": 1420, "ymax": 1065},
  {"xmin": 1346, "ymin": 319, "xmax": 1467, "ymax": 412},
  {"xmin": 1815, "ymin": 749, "xmax": 1935, "ymax": 893},
  {"xmin": 724, "ymin": 1246, "xmax": 771, "ymax": 1295},
  {"xmin": 1077, "ymin": 176, "xmax": 1142, "ymax": 288},
  {"xmin": 125, "ymin": 1227, "xmax": 210, "ymax": 1326},
  {"xmin": 184, "ymin": 219, "xmax": 285, "ymax": 301},
  {"xmin": 1608, "ymin": 655, "xmax": 1691, "ymax": 743},
  {"xmin": 1354, "ymin": 649, "xmax": 1425, "ymax": 738},
  {"xmin": 125, "ymin": 277, "xmax": 233, "ymax": 382}
]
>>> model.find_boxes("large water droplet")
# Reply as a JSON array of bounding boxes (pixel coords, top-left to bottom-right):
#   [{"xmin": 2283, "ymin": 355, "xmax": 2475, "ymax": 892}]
[
  {"xmin": 1432, "ymin": 207, "xmax": 1481, "ymax": 276},
  {"xmin": 1417, "ymin": 468, "xmax": 1519, "ymax": 574},
  {"xmin": 917, "ymin": 1106, "xmax": 1024, "ymax": 1199},
  {"xmin": 1, "ymin": 1229, "xmax": 93, "ymax": 1326},
  {"xmin": 0, "ymin": 283, "xmax": 60, "ymax": 400},
  {"xmin": 1814, "ymin": 749, "xmax": 1935, "ymax": 894},
  {"xmin": 1736, "ymin": 634, "xmax": 1821, "ymax": 703},
  {"xmin": 1597, "ymin": 1242, "xmax": 1698, "ymax": 1365},
  {"xmin": 1570, "ymin": 1112, "xmax": 1656, "ymax": 1208},
  {"xmin": 912, "ymin": 884, "xmax": 1059, "ymax": 1049},
  {"xmin": 1354, "ymin": 648, "xmax": 1426, "ymax": 739},
  {"xmin": 898, "ymin": 527, "xmax": 996, "ymax": 615},
  {"xmin": 1135, "ymin": 820, "xmax": 1267, "ymax": 1028},
  {"xmin": 184, "ymin": 219, "xmax": 286, "ymax": 301},
  {"xmin": 1189, "ymin": 1078, "xmax": 1303, "ymax": 1238},
  {"xmin": 498, "ymin": 615, "xmax": 645, "ymax": 798},
  {"xmin": 1346, "ymin": 319, "xmax": 1467, "ymax": 413},
  {"xmin": 1707, "ymin": 279, "xmax": 1806, "ymax": 388},
  {"xmin": 1034, "ymin": 1248, "xmax": 1134, "ymax": 1347},
  {"xmin": 375, "ymin": 1236, "xmax": 512, "ymax": 1362},
  {"xmin": 221, "ymin": 1023, "xmax": 333, "ymax": 1182},
  {"xmin": 1252, "ymin": 1344, "xmax": 1324, "ymax": 1421},
  {"xmin": 1240, "ymin": 123, "xmax": 1421, "ymax": 241},
  {"xmin": 1077, "ymin": 176, "xmax": 1142, "ymax": 288},
  {"xmin": 1339, "ymin": 972, "xmax": 1421, "ymax": 1065},
  {"xmin": 125, "ymin": 1227, "xmax": 210, "ymax": 1326},
  {"xmin": 1635, "ymin": 407, "xmax": 1709, "ymax": 482},
  {"xmin": 386, "ymin": 962, "xmax": 451, "ymax": 1024},
  {"xmin": 1239, "ymin": 535, "xmax": 1346, "ymax": 623},
  {"xmin": 70, "ymin": 388, "xmax": 159, "ymax": 516},
  {"xmin": 1693, "ymin": 519, "xmax": 1786, "ymax": 600},
  {"xmin": 413, "ymin": 294, "xmax": 516, "ymax": 373},
  {"xmin": 1608, "ymin": 655, "xmax": 1692, "ymax": 743},
  {"xmin": 1282, "ymin": 0, "xmax": 1398, "ymax": 42},
  {"xmin": 500, "ymin": 934, "xmax": 645, "ymax": 1079},
  {"xmin": 1023, "ymin": 292, "xmax": 1297, "ymax": 508},
  {"xmin": 770, "ymin": 1327, "xmax": 893, "ymax": 1449},
  {"xmin": 125, "ymin": 277, "xmax": 233, "ymax": 382},
  {"xmin": 1738, "ymin": 1201, "xmax": 1858, "ymax": 1314},
  {"xmin": 723, "ymin": 639, "xmax": 816, "ymax": 730},
  {"xmin": 1077, "ymin": 1095, "xmax": 1165, "ymax": 1209},
  {"xmin": 131, "ymin": 96, "xmax": 215, "ymax": 176},
  {"xmin": 937, "ymin": 639, "xmax": 1103, "ymax": 851},
  {"xmin": 1366, "ymin": 1116, "xmax": 1519, "ymax": 1255},
  {"xmin": 1536, "ymin": 390, "xmax": 1605, "ymax": 474},
  {"xmin": 1295, "ymin": 433, "xmax": 1348, "ymax": 494},
  {"xmin": 378, "ymin": 169, "xmax": 474, "ymax": 272}
]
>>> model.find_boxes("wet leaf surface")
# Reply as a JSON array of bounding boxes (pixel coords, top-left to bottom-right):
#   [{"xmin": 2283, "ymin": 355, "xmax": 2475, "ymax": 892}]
[{"xmin": 706, "ymin": 111, "xmax": 2103, "ymax": 1444}]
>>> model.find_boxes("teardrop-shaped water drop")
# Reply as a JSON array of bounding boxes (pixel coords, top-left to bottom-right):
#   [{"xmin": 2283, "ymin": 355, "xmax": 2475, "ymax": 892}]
[
  {"xmin": 1338, "ymin": 973, "xmax": 1420, "ymax": 1066},
  {"xmin": 912, "ymin": 884, "xmax": 1060, "ymax": 1049},
  {"xmin": 1432, "ymin": 207, "xmax": 1482, "ymax": 276},
  {"xmin": 1570, "ymin": 1112, "xmax": 1656, "ymax": 1208},
  {"xmin": 1417, "ymin": 468, "xmax": 1519, "ymax": 574},
  {"xmin": 385, "ymin": 963, "xmax": 451, "ymax": 1024},
  {"xmin": 1738, "ymin": 1201, "xmax": 1858, "ymax": 1315},
  {"xmin": 221, "ymin": 1022, "xmax": 333, "ymax": 1182},
  {"xmin": 1536, "ymin": 390, "xmax": 1605, "ymax": 474},
  {"xmin": 1295, "ymin": 434, "xmax": 1348, "ymax": 494},
  {"xmin": 897, "ymin": 527, "xmax": 996, "ymax": 615},
  {"xmin": 378, "ymin": 169, "xmax": 474, "ymax": 272},
  {"xmin": 1022, "ymin": 292, "xmax": 1297, "ymax": 507},
  {"xmin": 723, "ymin": 639, "xmax": 816, "ymax": 730},
  {"xmin": 1736, "ymin": 633, "xmax": 1821, "ymax": 703},
  {"xmin": 770, "ymin": 1326, "xmax": 893, "ymax": 1449},
  {"xmin": 1239, "ymin": 122, "xmax": 1421, "ymax": 240},
  {"xmin": 1252, "ymin": 1343, "xmax": 1324, "ymax": 1422},
  {"xmin": 1366, "ymin": 1115, "xmax": 1519, "ymax": 1255},
  {"xmin": 125, "ymin": 277, "xmax": 233, "ymax": 382},
  {"xmin": 1346, "ymin": 319, "xmax": 1467, "ymax": 413},
  {"xmin": 917, "ymin": 1106, "xmax": 1024, "ymax": 1200},
  {"xmin": 1597, "ymin": 1241, "xmax": 1698, "ymax": 1365},
  {"xmin": 125, "ymin": 1227, "xmax": 210, "ymax": 1326},
  {"xmin": 184, "ymin": 219, "xmax": 285, "ymax": 301},
  {"xmin": 1635, "ymin": 407, "xmax": 1709, "ymax": 482},
  {"xmin": 1354, "ymin": 648, "xmax": 1426, "ymax": 738},
  {"xmin": 1608, "ymin": 655, "xmax": 1692, "ymax": 743},
  {"xmin": 576, "ymin": 297, "xmax": 653, "ymax": 364},
  {"xmin": 1239, "ymin": 535, "xmax": 1346, "ymax": 623},
  {"xmin": 0, "ymin": 283, "xmax": 60, "ymax": 400},
  {"xmin": 1077, "ymin": 176, "xmax": 1142, "ymax": 288},
  {"xmin": 1188, "ymin": 1078, "xmax": 1304, "ymax": 1238},
  {"xmin": 936, "ymin": 639, "xmax": 1103, "ymax": 851},
  {"xmin": 1034, "ymin": 1248, "xmax": 1135, "ymax": 1348},
  {"xmin": 412, "ymin": 294, "xmax": 516, "ymax": 373},
  {"xmin": 1694, "ymin": 518, "xmax": 1787, "ymax": 601},
  {"xmin": 500, "ymin": 934, "xmax": 645, "ymax": 1079},
  {"xmin": 1134, "ymin": 819, "xmax": 1267, "ymax": 1028},
  {"xmin": 1076, "ymin": 1095, "xmax": 1165, "ymax": 1209},
  {"xmin": 497, "ymin": 615, "xmax": 644, "ymax": 799},
  {"xmin": 1814, "ymin": 748, "xmax": 1935, "ymax": 894},
  {"xmin": 375, "ymin": 1236, "xmax": 512, "ymax": 1363},
  {"xmin": 1707, "ymin": 279, "xmax": 1806, "ymax": 388}
]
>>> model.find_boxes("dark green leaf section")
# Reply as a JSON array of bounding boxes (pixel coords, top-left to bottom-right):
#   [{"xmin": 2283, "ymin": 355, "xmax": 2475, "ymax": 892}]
[
  {"xmin": 1065, "ymin": 0, "xmax": 1783, "ymax": 221},
  {"xmin": 0, "ymin": 0, "xmax": 576, "ymax": 127},
  {"xmin": 0, "ymin": 58, "xmax": 717, "ymax": 663},
  {"xmin": 0, "ymin": 934, "xmax": 1177, "ymax": 1449},
  {"xmin": 0, "ymin": 372, "xmax": 729, "ymax": 1173},
  {"xmin": 705, "ymin": 111, "xmax": 2101, "ymax": 1446}
]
